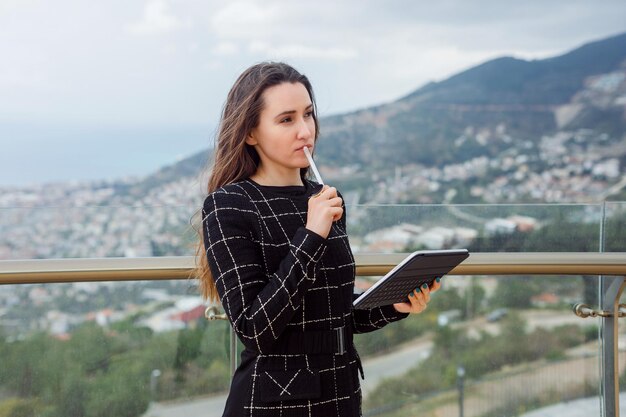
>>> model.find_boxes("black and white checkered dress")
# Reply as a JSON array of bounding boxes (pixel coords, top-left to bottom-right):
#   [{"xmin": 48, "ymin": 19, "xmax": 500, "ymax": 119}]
[{"xmin": 202, "ymin": 178, "xmax": 408, "ymax": 417}]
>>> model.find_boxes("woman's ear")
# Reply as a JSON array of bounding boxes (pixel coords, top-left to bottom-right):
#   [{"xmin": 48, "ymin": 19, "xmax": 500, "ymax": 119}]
[{"xmin": 245, "ymin": 131, "xmax": 257, "ymax": 146}]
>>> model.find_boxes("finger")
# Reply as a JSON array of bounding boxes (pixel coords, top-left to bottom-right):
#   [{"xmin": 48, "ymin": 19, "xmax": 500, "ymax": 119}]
[
  {"xmin": 430, "ymin": 278, "xmax": 442, "ymax": 293},
  {"xmin": 419, "ymin": 283, "xmax": 431, "ymax": 303},
  {"xmin": 410, "ymin": 288, "xmax": 425, "ymax": 309},
  {"xmin": 327, "ymin": 196, "xmax": 343, "ymax": 207},
  {"xmin": 330, "ymin": 207, "xmax": 343, "ymax": 221},
  {"xmin": 408, "ymin": 289, "xmax": 418, "ymax": 306},
  {"xmin": 411, "ymin": 293, "xmax": 426, "ymax": 313},
  {"xmin": 322, "ymin": 186, "xmax": 337, "ymax": 198},
  {"xmin": 310, "ymin": 185, "xmax": 329, "ymax": 199}
]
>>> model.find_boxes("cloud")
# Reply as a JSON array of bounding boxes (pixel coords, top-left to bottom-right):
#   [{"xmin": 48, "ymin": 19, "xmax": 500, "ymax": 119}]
[
  {"xmin": 0, "ymin": 0, "xmax": 34, "ymax": 13},
  {"xmin": 0, "ymin": 65, "xmax": 46, "ymax": 89},
  {"xmin": 188, "ymin": 42, "xmax": 199, "ymax": 54},
  {"xmin": 248, "ymin": 41, "xmax": 358, "ymax": 60},
  {"xmin": 209, "ymin": 1, "xmax": 359, "ymax": 61},
  {"xmin": 2, "ymin": 0, "xmax": 626, "ymax": 127},
  {"xmin": 210, "ymin": 1, "xmax": 277, "ymax": 40},
  {"xmin": 212, "ymin": 41, "xmax": 240, "ymax": 56},
  {"xmin": 127, "ymin": 0, "xmax": 182, "ymax": 35}
]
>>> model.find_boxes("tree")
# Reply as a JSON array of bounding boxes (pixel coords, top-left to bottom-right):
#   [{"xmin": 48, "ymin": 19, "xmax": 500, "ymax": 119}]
[
  {"xmin": 67, "ymin": 323, "xmax": 114, "ymax": 375},
  {"xmin": 429, "ymin": 287, "xmax": 463, "ymax": 312},
  {"xmin": 0, "ymin": 398, "xmax": 39, "ymax": 417},
  {"xmin": 493, "ymin": 277, "xmax": 541, "ymax": 308},
  {"xmin": 56, "ymin": 373, "xmax": 87, "ymax": 417},
  {"xmin": 173, "ymin": 327, "xmax": 204, "ymax": 371},
  {"xmin": 2, "ymin": 333, "xmax": 55, "ymax": 397},
  {"xmin": 461, "ymin": 278, "xmax": 486, "ymax": 318},
  {"xmin": 86, "ymin": 364, "xmax": 150, "ymax": 417}
]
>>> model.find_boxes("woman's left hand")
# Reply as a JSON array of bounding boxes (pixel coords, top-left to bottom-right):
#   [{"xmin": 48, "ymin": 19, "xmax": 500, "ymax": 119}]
[{"xmin": 393, "ymin": 278, "xmax": 441, "ymax": 314}]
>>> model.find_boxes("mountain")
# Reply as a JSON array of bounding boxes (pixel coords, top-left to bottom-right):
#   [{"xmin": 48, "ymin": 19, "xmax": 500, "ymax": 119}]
[
  {"xmin": 125, "ymin": 32, "xmax": 626, "ymax": 201},
  {"xmin": 315, "ymin": 32, "xmax": 626, "ymax": 171},
  {"xmin": 406, "ymin": 32, "xmax": 626, "ymax": 106},
  {"xmin": 124, "ymin": 151, "xmax": 211, "ymax": 198}
]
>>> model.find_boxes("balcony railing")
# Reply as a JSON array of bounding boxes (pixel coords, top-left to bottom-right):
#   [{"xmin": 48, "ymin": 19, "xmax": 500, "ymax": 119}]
[
  {"xmin": 1, "ymin": 201, "xmax": 625, "ymax": 416},
  {"xmin": 1, "ymin": 254, "xmax": 626, "ymax": 417}
]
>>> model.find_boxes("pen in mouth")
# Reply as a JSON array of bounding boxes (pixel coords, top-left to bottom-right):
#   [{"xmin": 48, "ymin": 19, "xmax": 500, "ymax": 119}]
[{"xmin": 303, "ymin": 146, "xmax": 324, "ymax": 185}]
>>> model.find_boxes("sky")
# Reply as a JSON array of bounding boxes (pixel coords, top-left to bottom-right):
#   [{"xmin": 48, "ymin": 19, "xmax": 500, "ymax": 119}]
[{"xmin": 1, "ymin": 0, "xmax": 626, "ymax": 186}]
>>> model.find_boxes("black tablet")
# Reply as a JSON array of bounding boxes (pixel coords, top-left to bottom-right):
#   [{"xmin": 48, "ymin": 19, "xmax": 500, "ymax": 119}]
[{"xmin": 353, "ymin": 249, "xmax": 470, "ymax": 310}]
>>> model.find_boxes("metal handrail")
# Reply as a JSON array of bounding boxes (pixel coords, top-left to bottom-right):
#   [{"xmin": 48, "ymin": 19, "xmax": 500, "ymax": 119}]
[{"xmin": 1, "ymin": 252, "xmax": 625, "ymax": 285}]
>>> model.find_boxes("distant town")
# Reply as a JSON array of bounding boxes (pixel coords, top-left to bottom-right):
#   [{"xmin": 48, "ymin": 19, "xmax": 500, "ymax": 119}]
[
  {"xmin": 2, "ymin": 129, "xmax": 622, "ymax": 261},
  {"xmin": 1, "ymin": 123, "xmax": 624, "ymax": 340}
]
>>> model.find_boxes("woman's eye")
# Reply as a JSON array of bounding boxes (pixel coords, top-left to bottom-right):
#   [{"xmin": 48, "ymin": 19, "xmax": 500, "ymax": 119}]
[
  {"xmin": 280, "ymin": 117, "xmax": 292, "ymax": 123},
  {"xmin": 305, "ymin": 111, "xmax": 314, "ymax": 118}
]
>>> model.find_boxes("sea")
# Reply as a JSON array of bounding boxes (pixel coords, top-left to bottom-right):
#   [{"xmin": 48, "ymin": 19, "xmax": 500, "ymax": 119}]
[{"xmin": 0, "ymin": 122, "xmax": 215, "ymax": 187}]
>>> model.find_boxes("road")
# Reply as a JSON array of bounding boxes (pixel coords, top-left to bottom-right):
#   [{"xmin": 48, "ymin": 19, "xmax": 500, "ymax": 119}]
[
  {"xmin": 142, "ymin": 310, "xmax": 594, "ymax": 417},
  {"xmin": 143, "ymin": 337, "xmax": 434, "ymax": 417},
  {"xmin": 360, "ymin": 337, "xmax": 433, "ymax": 396},
  {"xmin": 144, "ymin": 395, "xmax": 227, "ymax": 417},
  {"xmin": 520, "ymin": 393, "xmax": 626, "ymax": 417},
  {"xmin": 445, "ymin": 204, "xmax": 490, "ymax": 225},
  {"xmin": 428, "ymin": 352, "xmax": 626, "ymax": 417}
]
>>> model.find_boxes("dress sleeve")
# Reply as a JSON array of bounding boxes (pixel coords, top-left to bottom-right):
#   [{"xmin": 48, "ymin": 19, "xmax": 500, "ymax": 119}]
[
  {"xmin": 351, "ymin": 294, "xmax": 409, "ymax": 334},
  {"xmin": 202, "ymin": 189, "xmax": 327, "ymax": 353},
  {"xmin": 336, "ymin": 190, "xmax": 409, "ymax": 333}
]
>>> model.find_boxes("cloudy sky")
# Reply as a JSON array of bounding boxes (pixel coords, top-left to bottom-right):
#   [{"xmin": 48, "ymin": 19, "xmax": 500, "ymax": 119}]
[{"xmin": 1, "ymin": 0, "xmax": 626, "ymax": 185}]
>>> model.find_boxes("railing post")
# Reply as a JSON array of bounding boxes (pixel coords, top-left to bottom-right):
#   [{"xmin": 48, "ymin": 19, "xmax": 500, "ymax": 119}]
[{"xmin": 599, "ymin": 275, "xmax": 626, "ymax": 417}]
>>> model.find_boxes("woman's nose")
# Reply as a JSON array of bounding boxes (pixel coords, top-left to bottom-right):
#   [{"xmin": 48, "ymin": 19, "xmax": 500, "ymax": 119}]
[{"xmin": 297, "ymin": 118, "xmax": 313, "ymax": 139}]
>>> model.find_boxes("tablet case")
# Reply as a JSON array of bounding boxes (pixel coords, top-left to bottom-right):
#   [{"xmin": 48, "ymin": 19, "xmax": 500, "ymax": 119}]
[{"xmin": 353, "ymin": 249, "xmax": 469, "ymax": 310}]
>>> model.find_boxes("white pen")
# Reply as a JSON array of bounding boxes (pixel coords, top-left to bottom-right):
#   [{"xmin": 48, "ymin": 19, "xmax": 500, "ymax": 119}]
[{"xmin": 303, "ymin": 146, "xmax": 324, "ymax": 185}]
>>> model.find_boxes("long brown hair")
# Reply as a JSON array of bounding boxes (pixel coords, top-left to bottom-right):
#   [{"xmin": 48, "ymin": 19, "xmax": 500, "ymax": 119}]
[{"xmin": 192, "ymin": 62, "xmax": 320, "ymax": 302}]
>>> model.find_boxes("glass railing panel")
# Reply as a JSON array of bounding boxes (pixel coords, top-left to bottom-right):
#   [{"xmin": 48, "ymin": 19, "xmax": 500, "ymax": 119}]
[
  {"xmin": 355, "ymin": 275, "xmax": 602, "ymax": 417},
  {"xmin": 2, "ymin": 202, "xmax": 622, "ymax": 416},
  {"xmin": 347, "ymin": 203, "xmax": 604, "ymax": 253},
  {"xmin": 0, "ymin": 205, "xmax": 199, "ymax": 260},
  {"xmin": 618, "ymin": 282, "xmax": 626, "ymax": 417},
  {"xmin": 0, "ymin": 203, "xmax": 610, "ymax": 261},
  {"xmin": 603, "ymin": 202, "xmax": 626, "ymax": 252},
  {"xmin": 0, "ymin": 280, "xmax": 229, "ymax": 417},
  {"xmin": 1, "ymin": 275, "xmax": 604, "ymax": 417},
  {"xmin": 1, "ymin": 202, "xmax": 616, "ymax": 262},
  {"xmin": 611, "ymin": 201, "xmax": 626, "ymax": 413}
]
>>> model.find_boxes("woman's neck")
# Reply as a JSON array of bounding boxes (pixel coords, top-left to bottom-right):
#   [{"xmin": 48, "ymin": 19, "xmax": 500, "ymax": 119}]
[{"xmin": 250, "ymin": 167, "xmax": 303, "ymax": 187}]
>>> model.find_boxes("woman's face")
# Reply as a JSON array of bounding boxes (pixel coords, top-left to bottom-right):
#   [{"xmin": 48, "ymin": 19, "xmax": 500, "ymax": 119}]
[{"xmin": 246, "ymin": 82, "xmax": 316, "ymax": 176}]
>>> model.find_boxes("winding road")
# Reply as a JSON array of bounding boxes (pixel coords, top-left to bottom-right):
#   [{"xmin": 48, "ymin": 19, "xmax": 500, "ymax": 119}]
[{"xmin": 143, "ymin": 310, "xmax": 597, "ymax": 417}]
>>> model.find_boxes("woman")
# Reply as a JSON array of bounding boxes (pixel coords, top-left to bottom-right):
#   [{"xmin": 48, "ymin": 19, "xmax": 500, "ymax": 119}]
[{"xmin": 195, "ymin": 62, "xmax": 440, "ymax": 417}]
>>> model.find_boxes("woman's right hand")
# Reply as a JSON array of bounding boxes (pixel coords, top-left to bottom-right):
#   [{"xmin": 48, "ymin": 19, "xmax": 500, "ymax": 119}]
[{"xmin": 306, "ymin": 185, "xmax": 343, "ymax": 239}]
